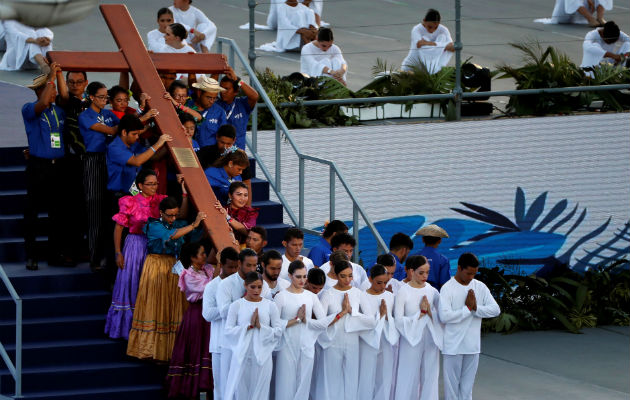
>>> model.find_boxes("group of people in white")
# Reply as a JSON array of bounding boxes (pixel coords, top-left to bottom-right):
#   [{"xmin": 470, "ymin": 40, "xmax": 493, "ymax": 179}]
[{"xmin": 202, "ymin": 243, "xmax": 500, "ymax": 400}]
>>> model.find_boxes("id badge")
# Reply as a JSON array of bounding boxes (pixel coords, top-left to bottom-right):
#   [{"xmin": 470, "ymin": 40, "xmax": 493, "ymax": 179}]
[
  {"xmin": 50, "ymin": 132, "xmax": 61, "ymax": 149},
  {"xmin": 129, "ymin": 182, "xmax": 140, "ymax": 196}
]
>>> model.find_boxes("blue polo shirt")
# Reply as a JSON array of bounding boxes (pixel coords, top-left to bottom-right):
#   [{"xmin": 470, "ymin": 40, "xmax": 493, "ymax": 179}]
[
  {"xmin": 106, "ymin": 136, "xmax": 146, "ymax": 193},
  {"xmin": 78, "ymin": 107, "xmax": 119, "ymax": 153},
  {"xmin": 217, "ymin": 97, "xmax": 252, "ymax": 150},
  {"xmin": 308, "ymin": 237, "xmax": 332, "ymax": 267},
  {"xmin": 415, "ymin": 246, "xmax": 451, "ymax": 290},
  {"xmin": 391, "ymin": 252, "xmax": 406, "ymax": 281},
  {"xmin": 204, "ymin": 166, "xmax": 242, "ymax": 205},
  {"xmin": 21, "ymin": 101, "xmax": 66, "ymax": 159},
  {"xmin": 196, "ymin": 104, "xmax": 227, "ymax": 148}
]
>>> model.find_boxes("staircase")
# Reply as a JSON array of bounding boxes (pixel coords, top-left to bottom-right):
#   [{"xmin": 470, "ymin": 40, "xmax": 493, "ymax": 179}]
[{"xmin": 0, "ymin": 146, "xmax": 289, "ymax": 399}]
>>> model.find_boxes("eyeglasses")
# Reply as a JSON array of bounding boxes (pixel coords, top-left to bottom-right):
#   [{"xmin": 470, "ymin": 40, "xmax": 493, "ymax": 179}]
[
  {"xmin": 162, "ymin": 212, "xmax": 178, "ymax": 218},
  {"xmin": 67, "ymin": 80, "xmax": 86, "ymax": 85},
  {"xmin": 94, "ymin": 95, "xmax": 108, "ymax": 100}
]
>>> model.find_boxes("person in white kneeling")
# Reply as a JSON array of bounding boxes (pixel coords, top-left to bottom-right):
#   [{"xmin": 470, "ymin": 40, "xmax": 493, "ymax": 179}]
[
  {"xmin": 401, "ymin": 9, "xmax": 454, "ymax": 75},
  {"xmin": 580, "ymin": 21, "xmax": 630, "ymax": 75},
  {"xmin": 301, "ymin": 27, "xmax": 348, "ymax": 86},
  {"xmin": 439, "ymin": 252, "xmax": 500, "ymax": 400},
  {"xmin": 169, "ymin": 0, "xmax": 217, "ymax": 53},
  {"xmin": 147, "ymin": 8, "xmax": 177, "ymax": 52},
  {"xmin": 550, "ymin": 0, "xmax": 612, "ymax": 27},
  {"xmin": 0, "ymin": 20, "xmax": 53, "ymax": 74},
  {"xmin": 276, "ymin": 0, "xmax": 317, "ymax": 51}
]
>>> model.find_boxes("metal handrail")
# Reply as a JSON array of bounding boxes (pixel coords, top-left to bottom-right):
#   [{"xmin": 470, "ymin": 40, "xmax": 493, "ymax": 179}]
[
  {"xmin": 216, "ymin": 37, "xmax": 389, "ymax": 260},
  {"xmin": 0, "ymin": 265, "xmax": 22, "ymax": 399}
]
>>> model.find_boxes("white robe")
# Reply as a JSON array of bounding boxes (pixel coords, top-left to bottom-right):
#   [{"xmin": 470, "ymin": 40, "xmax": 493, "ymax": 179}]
[
  {"xmin": 276, "ymin": 3, "xmax": 316, "ymax": 51},
  {"xmin": 0, "ymin": 21, "xmax": 6, "ymax": 51},
  {"xmin": 274, "ymin": 290, "xmax": 334, "ymax": 400},
  {"xmin": 202, "ymin": 276, "xmax": 224, "ymax": 400},
  {"xmin": 580, "ymin": 28, "xmax": 630, "ymax": 70},
  {"xmin": 0, "ymin": 20, "xmax": 53, "ymax": 71},
  {"xmin": 394, "ymin": 283, "xmax": 443, "ymax": 400},
  {"xmin": 313, "ymin": 287, "xmax": 377, "ymax": 400},
  {"xmin": 223, "ymin": 298, "xmax": 284, "ymax": 400},
  {"xmin": 263, "ymin": 277, "xmax": 291, "ymax": 298},
  {"xmin": 169, "ymin": 5, "xmax": 217, "ymax": 52},
  {"xmin": 320, "ymin": 261, "xmax": 369, "ymax": 290},
  {"xmin": 300, "ymin": 42, "xmax": 348, "ymax": 82},
  {"xmin": 358, "ymin": 291, "xmax": 399, "ymax": 400},
  {"xmin": 280, "ymin": 254, "xmax": 314, "ymax": 280},
  {"xmin": 147, "ymin": 29, "xmax": 166, "ymax": 52},
  {"xmin": 360, "ymin": 277, "xmax": 404, "ymax": 295},
  {"xmin": 267, "ymin": 0, "xmax": 323, "ymax": 30},
  {"xmin": 550, "ymin": 0, "xmax": 613, "ymax": 24},
  {"xmin": 401, "ymin": 23, "xmax": 453, "ymax": 74}
]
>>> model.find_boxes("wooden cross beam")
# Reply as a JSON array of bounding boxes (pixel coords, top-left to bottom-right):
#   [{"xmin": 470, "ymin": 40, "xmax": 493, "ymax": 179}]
[{"xmin": 48, "ymin": 4, "xmax": 238, "ymax": 253}]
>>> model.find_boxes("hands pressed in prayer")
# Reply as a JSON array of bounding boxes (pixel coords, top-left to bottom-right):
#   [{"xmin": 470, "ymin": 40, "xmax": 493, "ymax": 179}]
[
  {"xmin": 342, "ymin": 293, "xmax": 353, "ymax": 315},
  {"xmin": 249, "ymin": 308, "xmax": 258, "ymax": 329},
  {"xmin": 465, "ymin": 289, "xmax": 477, "ymax": 311},
  {"xmin": 420, "ymin": 295, "xmax": 432, "ymax": 318},
  {"xmin": 297, "ymin": 304, "xmax": 306, "ymax": 322},
  {"xmin": 379, "ymin": 299, "xmax": 388, "ymax": 320}
]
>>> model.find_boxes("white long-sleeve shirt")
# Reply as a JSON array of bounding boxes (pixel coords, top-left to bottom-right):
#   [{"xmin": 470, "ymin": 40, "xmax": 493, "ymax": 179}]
[
  {"xmin": 202, "ymin": 276, "xmax": 223, "ymax": 353},
  {"xmin": 169, "ymin": 5, "xmax": 217, "ymax": 52},
  {"xmin": 300, "ymin": 42, "xmax": 347, "ymax": 82},
  {"xmin": 580, "ymin": 28, "xmax": 630, "ymax": 68},
  {"xmin": 280, "ymin": 254, "xmax": 314, "ymax": 280},
  {"xmin": 438, "ymin": 277, "xmax": 499, "ymax": 355}
]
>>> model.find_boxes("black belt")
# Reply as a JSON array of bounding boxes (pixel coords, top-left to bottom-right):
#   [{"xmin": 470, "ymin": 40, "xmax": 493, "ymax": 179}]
[{"xmin": 29, "ymin": 155, "xmax": 62, "ymax": 165}]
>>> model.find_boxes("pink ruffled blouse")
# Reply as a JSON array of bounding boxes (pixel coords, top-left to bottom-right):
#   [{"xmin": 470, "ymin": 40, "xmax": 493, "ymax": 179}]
[
  {"xmin": 112, "ymin": 193, "xmax": 168, "ymax": 234},
  {"xmin": 178, "ymin": 264, "xmax": 214, "ymax": 302}
]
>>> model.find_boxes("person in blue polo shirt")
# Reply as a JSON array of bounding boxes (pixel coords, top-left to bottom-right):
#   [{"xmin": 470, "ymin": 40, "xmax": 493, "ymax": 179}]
[
  {"xmin": 78, "ymin": 81, "xmax": 119, "ymax": 271},
  {"xmin": 307, "ymin": 219, "xmax": 348, "ymax": 267},
  {"xmin": 217, "ymin": 66, "xmax": 259, "ymax": 151},
  {"xmin": 106, "ymin": 114, "xmax": 172, "ymax": 197},
  {"xmin": 388, "ymin": 232, "xmax": 414, "ymax": 281},
  {"xmin": 204, "ymin": 148, "xmax": 249, "ymax": 205},
  {"xmin": 191, "ymin": 76, "xmax": 227, "ymax": 148},
  {"xmin": 413, "ymin": 224, "xmax": 450, "ymax": 290},
  {"xmin": 21, "ymin": 65, "xmax": 67, "ymax": 270}
]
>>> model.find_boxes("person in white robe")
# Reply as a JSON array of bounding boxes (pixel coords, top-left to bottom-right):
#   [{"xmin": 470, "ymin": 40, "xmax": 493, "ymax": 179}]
[
  {"xmin": 279, "ymin": 227, "xmax": 315, "ymax": 280},
  {"xmin": 147, "ymin": 7, "xmax": 189, "ymax": 52},
  {"xmin": 301, "ymin": 27, "xmax": 348, "ymax": 85},
  {"xmin": 274, "ymin": 260, "xmax": 335, "ymax": 400},
  {"xmin": 439, "ymin": 253, "xmax": 500, "ymax": 400},
  {"xmin": 223, "ymin": 271, "xmax": 284, "ymax": 400},
  {"xmin": 401, "ymin": 9, "xmax": 454, "ymax": 75},
  {"xmin": 580, "ymin": 21, "xmax": 630, "ymax": 75},
  {"xmin": 313, "ymin": 260, "xmax": 377, "ymax": 400},
  {"xmin": 305, "ymin": 268, "xmax": 327, "ymax": 298},
  {"xmin": 0, "ymin": 20, "xmax": 53, "ymax": 74},
  {"xmin": 169, "ymin": 0, "xmax": 217, "ymax": 53},
  {"xmin": 319, "ymin": 238, "xmax": 368, "ymax": 289},
  {"xmin": 216, "ymin": 249, "xmax": 270, "ymax": 400},
  {"xmin": 202, "ymin": 247, "xmax": 240, "ymax": 400},
  {"xmin": 274, "ymin": 0, "xmax": 317, "ymax": 52},
  {"xmin": 0, "ymin": 21, "xmax": 6, "ymax": 51},
  {"xmin": 393, "ymin": 255, "xmax": 443, "ymax": 400},
  {"xmin": 261, "ymin": 250, "xmax": 291, "ymax": 298},
  {"xmin": 549, "ymin": 0, "xmax": 612, "ymax": 26},
  {"xmin": 358, "ymin": 264, "xmax": 399, "ymax": 400}
]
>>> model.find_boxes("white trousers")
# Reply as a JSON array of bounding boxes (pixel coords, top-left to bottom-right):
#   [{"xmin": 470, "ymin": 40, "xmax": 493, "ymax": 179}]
[
  {"xmin": 212, "ymin": 352, "xmax": 222, "ymax": 400},
  {"xmin": 358, "ymin": 338, "xmax": 395, "ymax": 400},
  {"xmin": 394, "ymin": 336, "xmax": 440, "ymax": 400},
  {"xmin": 443, "ymin": 353, "xmax": 480, "ymax": 400},
  {"xmin": 220, "ymin": 347, "xmax": 232, "ymax": 399}
]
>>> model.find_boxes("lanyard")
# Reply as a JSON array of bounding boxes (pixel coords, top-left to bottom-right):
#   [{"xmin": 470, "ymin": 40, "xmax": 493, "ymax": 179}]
[
  {"xmin": 42, "ymin": 107, "xmax": 60, "ymax": 132},
  {"xmin": 226, "ymin": 102, "xmax": 237, "ymax": 120}
]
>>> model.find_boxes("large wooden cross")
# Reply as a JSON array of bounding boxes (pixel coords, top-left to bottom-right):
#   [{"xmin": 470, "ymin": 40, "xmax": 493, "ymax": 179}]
[{"xmin": 48, "ymin": 4, "xmax": 239, "ymax": 252}]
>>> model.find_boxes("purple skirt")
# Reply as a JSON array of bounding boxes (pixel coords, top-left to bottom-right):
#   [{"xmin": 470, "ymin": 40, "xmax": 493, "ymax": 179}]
[
  {"xmin": 166, "ymin": 301, "xmax": 212, "ymax": 398},
  {"xmin": 104, "ymin": 234, "xmax": 148, "ymax": 339}
]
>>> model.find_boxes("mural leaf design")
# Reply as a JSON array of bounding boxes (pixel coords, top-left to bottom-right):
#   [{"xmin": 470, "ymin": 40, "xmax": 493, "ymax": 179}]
[
  {"xmin": 558, "ymin": 217, "xmax": 612, "ymax": 262},
  {"xmin": 534, "ymin": 199, "xmax": 568, "ymax": 232},
  {"xmin": 521, "ymin": 192, "xmax": 548, "ymax": 231},
  {"xmin": 514, "ymin": 187, "xmax": 526, "ymax": 227},
  {"xmin": 549, "ymin": 203, "xmax": 579, "ymax": 233},
  {"xmin": 573, "ymin": 221, "xmax": 630, "ymax": 270},
  {"xmin": 566, "ymin": 208, "xmax": 587, "ymax": 237},
  {"xmin": 454, "ymin": 202, "xmax": 520, "ymax": 230}
]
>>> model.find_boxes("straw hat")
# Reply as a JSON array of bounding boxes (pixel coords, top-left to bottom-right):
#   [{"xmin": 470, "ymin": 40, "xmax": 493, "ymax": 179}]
[
  {"xmin": 27, "ymin": 74, "xmax": 49, "ymax": 90},
  {"xmin": 415, "ymin": 224, "xmax": 449, "ymax": 238},
  {"xmin": 192, "ymin": 76, "xmax": 225, "ymax": 93}
]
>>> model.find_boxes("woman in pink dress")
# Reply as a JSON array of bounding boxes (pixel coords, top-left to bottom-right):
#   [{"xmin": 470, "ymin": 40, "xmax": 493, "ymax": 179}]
[
  {"xmin": 104, "ymin": 169, "xmax": 166, "ymax": 339},
  {"xmin": 166, "ymin": 242, "xmax": 214, "ymax": 399},
  {"xmin": 215, "ymin": 181, "xmax": 259, "ymax": 245}
]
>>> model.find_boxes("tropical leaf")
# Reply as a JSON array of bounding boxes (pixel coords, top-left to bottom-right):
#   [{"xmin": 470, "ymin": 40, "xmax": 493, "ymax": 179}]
[
  {"xmin": 548, "ymin": 307, "xmax": 581, "ymax": 333},
  {"xmin": 520, "ymin": 191, "xmax": 548, "ymax": 231},
  {"xmin": 566, "ymin": 208, "xmax": 587, "ymax": 237},
  {"xmin": 549, "ymin": 203, "xmax": 579, "ymax": 233},
  {"xmin": 514, "ymin": 187, "xmax": 526, "ymax": 227},
  {"xmin": 457, "ymin": 202, "xmax": 520, "ymax": 230},
  {"xmin": 534, "ymin": 199, "xmax": 568, "ymax": 231},
  {"xmin": 558, "ymin": 217, "xmax": 612, "ymax": 263}
]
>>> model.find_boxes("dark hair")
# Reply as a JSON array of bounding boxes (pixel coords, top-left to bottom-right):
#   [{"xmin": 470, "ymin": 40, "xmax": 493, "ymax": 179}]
[
  {"xmin": 376, "ymin": 253, "xmax": 395, "ymax": 267},
  {"xmin": 261, "ymin": 249, "xmax": 282, "ymax": 266},
  {"xmin": 244, "ymin": 271, "xmax": 263, "ymax": 285},
  {"xmin": 228, "ymin": 181, "xmax": 248, "ymax": 197},
  {"xmin": 157, "ymin": 7, "xmax": 173, "ymax": 19},
  {"xmin": 424, "ymin": 8, "xmax": 441, "ymax": 22},
  {"xmin": 331, "ymin": 233, "xmax": 356, "ymax": 250},
  {"xmin": 602, "ymin": 21, "xmax": 621, "ymax": 42},
  {"xmin": 213, "ymin": 149, "xmax": 249, "ymax": 168},
  {"xmin": 220, "ymin": 246, "xmax": 239, "ymax": 264},
  {"xmin": 217, "ymin": 124, "xmax": 237, "ymax": 139},
  {"xmin": 458, "ymin": 252, "xmax": 480, "ymax": 269},
  {"xmin": 250, "ymin": 226, "xmax": 267, "ymax": 242},
  {"xmin": 219, "ymin": 75, "xmax": 238, "ymax": 92},
  {"xmin": 66, "ymin": 71, "xmax": 87, "ymax": 81},
  {"xmin": 422, "ymin": 236, "xmax": 441, "ymax": 246},
  {"xmin": 283, "ymin": 227, "xmax": 304, "ymax": 242},
  {"xmin": 389, "ymin": 232, "xmax": 414, "ymax": 251},
  {"xmin": 405, "ymin": 255, "xmax": 428, "ymax": 271},
  {"xmin": 179, "ymin": 112, "xmax": 196, "ymax": 125},
  {"xmin": 159, "ymin": 196, "xmax": 179, "ymax": 212},
  {"xmin": 169, "ymin": 23, "xmax": 187, "ymax": 41},
  {"xmin": 179, "ymin": 242, "xmax": 204, "ymax": 269},
  {"xmin": 108, "ymin": 85, "xmax": 128, "ymax": 100},
  {"xmin": 86, "ymin": 81, "xmax": 106, "ymax": 97},
  {"xmin": 117, "ymin": 114, "xmax": 144, "ymax": 136},
  {"xmin": 323, "ymin": 220, "xmax": 348, "ymax": 238},
  {"xmin": 318, "ymin": 27, "xmax": 333, "ymax": 42},
  {"xmin": 333, "ymin": 259, "xmax": 352, "ymax": 276},
  {"xmin": 288, "ymin": 260, "xmax": 306, "ymax": 275},
  {"xmin": 168, "ymin": 80, "xmax": 188, "ymax": 96},
  {"xmin": 135, "ymin": 168, "xmax": 157, "ymax": 186},
  {"xmin": 307, "ymin": 268, "xmax": 326, "ymax": 285},
  {"xmin": 239, "ymin": 248, "xmax": 258, "ymax": 263},
  {"xmin": 329, "ymin": 250, "xmax": 349, "ymax": 264},
  {"xmin": 370, "ymin": 263, "xmax": 387, "ymax": 279}
]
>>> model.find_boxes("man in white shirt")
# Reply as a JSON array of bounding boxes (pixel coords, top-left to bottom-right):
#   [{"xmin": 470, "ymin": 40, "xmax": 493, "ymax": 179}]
[
  {"xmin": 202, "ymin": 247, "xmax": 239, "ymax": 400},
  {"xmin": 319, "ymin": 233, "xmax": 368, "ymax": 289},
  {"xmin": 580, "ymin": 21, "xmax": 630, "ymax": 75},
  {"xmin": 280, "ymin": 227, "xmax": 315, "ymax": 280},
  {"xmin": 262, "ymin": 250, "xmax": 290, "ymax": 297},
  {"xmin": 439, "ymin": 252, "xmax": 500, "ymax": 400}
]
